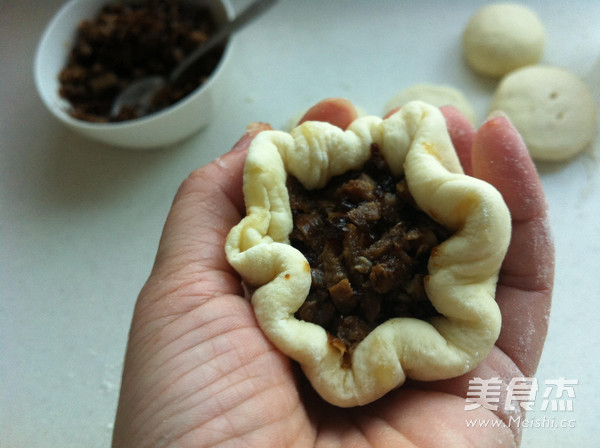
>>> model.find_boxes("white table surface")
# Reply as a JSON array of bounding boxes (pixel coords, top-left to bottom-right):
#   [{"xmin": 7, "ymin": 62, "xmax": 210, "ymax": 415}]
[{"xmin": 2, "ymin": 1, "xmax": 599, "ymax": 446}]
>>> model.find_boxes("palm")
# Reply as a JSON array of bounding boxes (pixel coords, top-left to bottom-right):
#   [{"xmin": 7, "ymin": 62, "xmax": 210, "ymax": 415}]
[
  {"xmin": 115, "ymin": 276, "xmax": 511, "ymax": 447},
  {"xmin": 113, "ymin": 102, "xmax": 553, "ymax": 448}
]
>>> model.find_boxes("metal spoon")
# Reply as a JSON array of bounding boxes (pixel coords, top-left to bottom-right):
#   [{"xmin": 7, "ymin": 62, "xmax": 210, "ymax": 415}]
[{"xmin": 110, "ymin": 0, "xmax": 277, "ymax": 119}]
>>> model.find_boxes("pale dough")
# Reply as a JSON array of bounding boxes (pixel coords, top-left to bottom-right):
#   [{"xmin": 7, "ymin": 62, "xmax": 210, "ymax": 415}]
[
  {"xmin": 384, "ymin": 84, "xmax": 477, "ymax": 124},
  {"xmin": 225, "ymin": 101, "xmax": 511, "ymax": 407},
  {"xmin": 490, "ymin": 65, "xmax": 598, "ymax": 161},
  {"xmin": 463, "ymin": 3, "xmax": 546, "ymax": 78}
]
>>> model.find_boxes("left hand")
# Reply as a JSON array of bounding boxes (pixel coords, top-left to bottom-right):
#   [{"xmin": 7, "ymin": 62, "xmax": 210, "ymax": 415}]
[{"xmin": 112, "ymin": 98, "xmax": 553, "ymax": 448}]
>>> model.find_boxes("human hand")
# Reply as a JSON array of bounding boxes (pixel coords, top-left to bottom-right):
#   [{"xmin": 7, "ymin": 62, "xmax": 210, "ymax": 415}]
[{"xmin": 112, "ymin": 98, "xmax": 554, "ymax": 448}]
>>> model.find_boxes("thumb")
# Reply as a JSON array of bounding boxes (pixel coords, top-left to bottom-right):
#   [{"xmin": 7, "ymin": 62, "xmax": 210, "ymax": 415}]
[{"xmin": 154, "ymin": 123, "xmax": 272, "ymax": 274}]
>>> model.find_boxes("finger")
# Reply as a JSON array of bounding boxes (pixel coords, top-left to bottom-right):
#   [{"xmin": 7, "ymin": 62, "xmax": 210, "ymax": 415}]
[
  {"xmin": 439, "ymin": 105, "xmax": 476, "ymax": 176},
  {"xmin": 153, "ymin": 123, "xmax": 272, "ymax": 277},
  {"xmin": 297, "ymin": 97, "xmax": 358, "ymax": 130},
  {"xmin": 472, "ymin": 114, "xmax": 554, "ymax": 291},
  {"xmin": 472, "ymin": 113, "xmax": 554, "ymax": 376},
  {"xmin": 408, "ymin": 346, "xmax": 526, "ymax": 444},
  {"xmin": 220, "ymin": 122, "xmax": 273, "ymax": 214}
]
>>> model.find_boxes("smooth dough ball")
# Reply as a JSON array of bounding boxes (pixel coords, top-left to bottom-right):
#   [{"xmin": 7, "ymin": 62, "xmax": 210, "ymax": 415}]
[
  {"xmin": 383, "ymin": 84, "xmax": 477, "ymax": 124},
  {"xmin": 490, "ymin": 65, "xmax": 597, "ymax": 161},
  {"xmin": 463, "ymin": 3, "xmax": 546, "ymax": 78}
]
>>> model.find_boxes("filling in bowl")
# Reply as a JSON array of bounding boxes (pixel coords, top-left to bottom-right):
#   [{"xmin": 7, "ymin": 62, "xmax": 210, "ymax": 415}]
[{"xmin": 58, "ymin": 0, "xmax": 224, "ymax": 122}]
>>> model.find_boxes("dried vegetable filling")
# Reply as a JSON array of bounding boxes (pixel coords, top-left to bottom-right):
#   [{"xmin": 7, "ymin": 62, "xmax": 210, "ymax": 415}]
[
  {"xmin": 58, "ymin": 0, "xmax": 223, "ymax": 122},
  {"xmin": 288, "ymin": 144, "xmax": 453, "ymax": 367}
]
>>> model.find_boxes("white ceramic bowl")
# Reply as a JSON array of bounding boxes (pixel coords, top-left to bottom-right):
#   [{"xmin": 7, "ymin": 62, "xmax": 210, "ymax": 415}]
[{"xmin": 34, "ymin": 0, "xmax": 235, "ymax": 149}]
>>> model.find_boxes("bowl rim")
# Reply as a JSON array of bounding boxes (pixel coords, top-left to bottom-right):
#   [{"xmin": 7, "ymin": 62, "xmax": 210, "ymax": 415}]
[{"xmin": 34, "ymin": 0, "xmax": 235, "ymax": 130}]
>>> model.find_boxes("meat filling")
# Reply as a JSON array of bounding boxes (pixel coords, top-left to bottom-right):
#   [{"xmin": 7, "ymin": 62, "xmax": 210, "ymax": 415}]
[
  {"xmin": 289, "ymin": 144, "xmax": 452, "ymax": 368},
  {"xmin": 58, "ymin": 0, "xmax": 223, "ymax": 122}
]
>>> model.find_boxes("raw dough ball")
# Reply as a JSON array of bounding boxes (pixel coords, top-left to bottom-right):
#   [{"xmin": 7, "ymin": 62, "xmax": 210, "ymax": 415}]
[
  {"xmin": 384, "ymin": 84, "xmax": 477, "ymax": 124},
  {"xmin": 490, "ymin": 65, "xmax": 597, "ymax": 161},
  {"xmin": 463, "ymin": 3, "xmax": 546, "ymax": 78}
]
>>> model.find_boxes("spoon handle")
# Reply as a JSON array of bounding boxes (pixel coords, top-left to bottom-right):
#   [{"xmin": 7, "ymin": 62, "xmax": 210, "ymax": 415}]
[{"xmin": 170, "ymin": 0, "xmax": 278, "ymax": 83}]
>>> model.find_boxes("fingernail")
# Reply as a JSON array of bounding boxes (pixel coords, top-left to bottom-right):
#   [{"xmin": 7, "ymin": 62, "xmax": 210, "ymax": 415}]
[
  {"xmin": 246, "ymin": 122, "xmax": 271, "ymax": 135},
  {"xmin": 486, "ymin": 109, "xmax": 510, "ymax": 121},
  {"xmin": 231, "ymin": 122, "xmax": 271, "ymax": 152}
]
